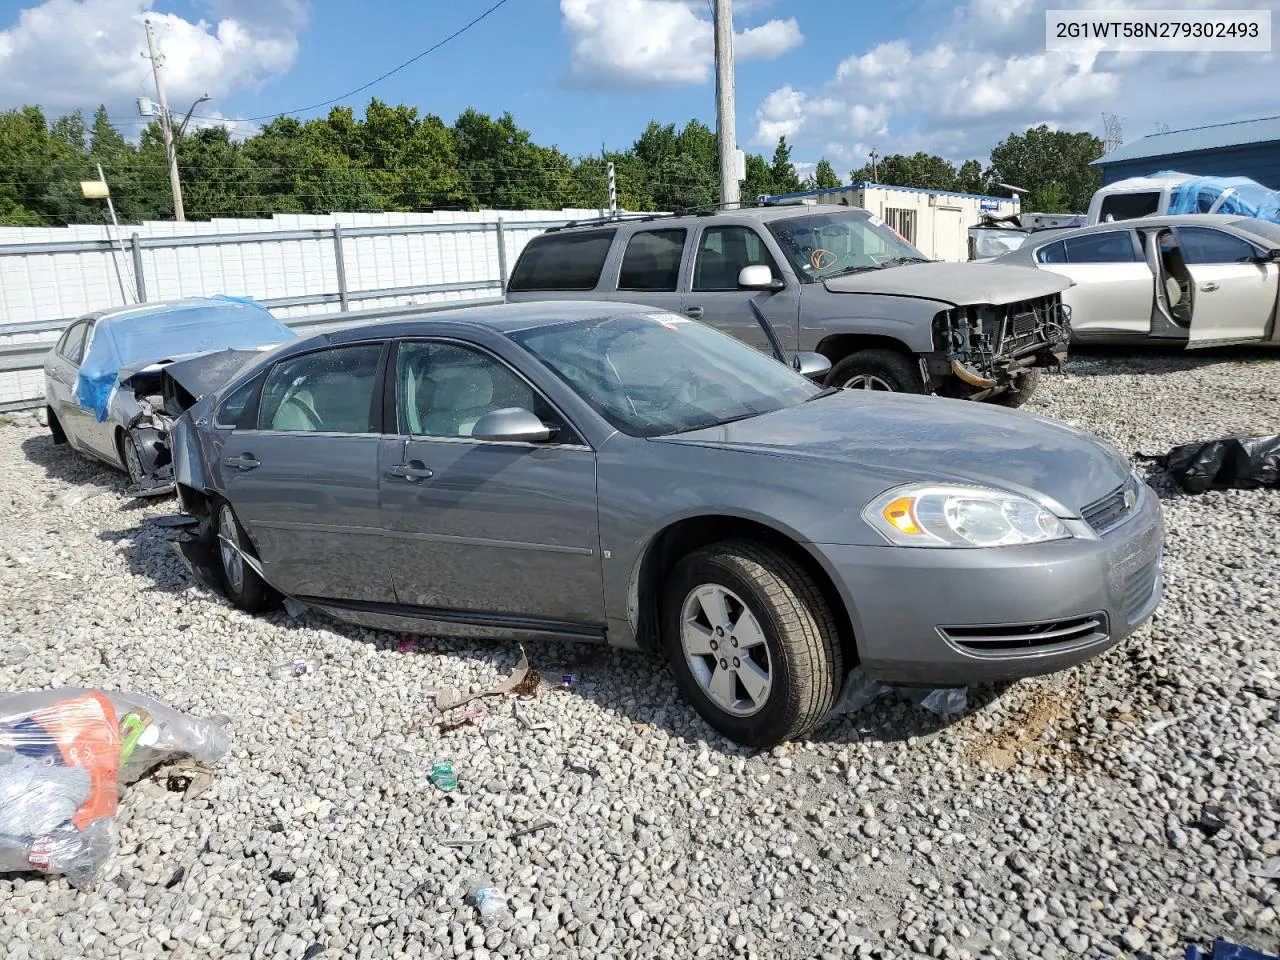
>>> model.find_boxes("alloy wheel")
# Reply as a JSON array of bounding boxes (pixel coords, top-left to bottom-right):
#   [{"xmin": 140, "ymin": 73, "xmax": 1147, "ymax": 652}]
[
  {"xmin": 679, "ymin": 584, "xmax": 773, "ymax": 717},
  {"xmin": 841, "ymin": 374, "xmax": 895, "ymax": 391},
  {"xmin": 218, "ymin": 506, "xmax": 245, "ymax": 595}
]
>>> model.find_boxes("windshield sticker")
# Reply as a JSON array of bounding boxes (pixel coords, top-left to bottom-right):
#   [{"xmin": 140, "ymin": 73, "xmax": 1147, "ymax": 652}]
[{"xmin": 647, "ymin": 313, "xmax": 687, "ymax": 330}]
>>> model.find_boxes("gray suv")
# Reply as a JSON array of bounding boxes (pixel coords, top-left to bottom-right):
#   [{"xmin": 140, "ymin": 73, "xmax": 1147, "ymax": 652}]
[{"xmin": 506, "ymin": 204, "xmax": 1073, "ymax": 406}]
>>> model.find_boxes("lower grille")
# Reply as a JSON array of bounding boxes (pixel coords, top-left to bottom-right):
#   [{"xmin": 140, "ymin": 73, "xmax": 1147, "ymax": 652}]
[
  {"xmin": 1122, "ymin": 553, "xmax": 1161, "ymax": 622},
  {"xmin": 940, "ymin": 614, "xmax": 1109, "ymax": 654}
]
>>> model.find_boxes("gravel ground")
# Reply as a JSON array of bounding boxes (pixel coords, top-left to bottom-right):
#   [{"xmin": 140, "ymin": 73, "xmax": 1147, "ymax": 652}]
[{"xmin": 1, "ymin": 348, "xmax": 1278, "ymax": 960}]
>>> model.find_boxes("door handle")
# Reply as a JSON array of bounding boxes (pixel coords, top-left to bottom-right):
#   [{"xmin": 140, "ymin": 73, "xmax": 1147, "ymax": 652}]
[
  {"xmin": 1199, "ymin": 281, "xmax": 1219, "ymax": 292},
  {"xmin": 387, "ymin": 462, "xmax": 433, "ymax": 482},
  {"xmin": 225, "ymin": 454, "xmax": 261, "ymax": 471},
  {"xmin": 684, "ymin": 306, "xmax": 704, "ymax": 320}
]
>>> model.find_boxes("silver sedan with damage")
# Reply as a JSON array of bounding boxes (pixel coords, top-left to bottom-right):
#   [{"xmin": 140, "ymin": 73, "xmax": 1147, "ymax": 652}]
[{"xmin": 168, "ymin": 302, "xmax": 1164, "ymax": 747}]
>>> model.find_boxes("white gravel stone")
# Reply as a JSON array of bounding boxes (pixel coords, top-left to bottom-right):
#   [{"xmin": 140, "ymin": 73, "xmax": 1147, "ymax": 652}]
[{"xmin": 2, "ymin": 350, "xmax": 1279, "ymax": 958}]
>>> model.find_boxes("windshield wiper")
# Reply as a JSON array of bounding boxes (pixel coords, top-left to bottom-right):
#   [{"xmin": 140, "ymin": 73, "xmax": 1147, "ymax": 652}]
[
  {"xmin": 805, "ymin": 386, "xmax": 841, "ymax": 402},
  {"xmin": 878, "ymin": 256, "xmax": 932, "ymax": 267},
  {"xmin": 824, "ymin": 264, "xmax": 882, "ymax": 277}
]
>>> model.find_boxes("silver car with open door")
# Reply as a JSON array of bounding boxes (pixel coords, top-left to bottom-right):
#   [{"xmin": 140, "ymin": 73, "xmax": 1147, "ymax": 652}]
[{"xmin": 991, "ymin": 214, "xmax": 1280, "ymax": 348}]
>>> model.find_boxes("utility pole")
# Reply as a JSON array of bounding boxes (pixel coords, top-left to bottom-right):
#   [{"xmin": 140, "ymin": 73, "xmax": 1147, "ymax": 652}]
[
  {"xmin": 143, "ymin": 19, "xmax": 186, "ymax": 222},
  {"xmin": 713, "ymin": 0, "xmax": 741, "ymax": 207},
  {"xmin": 868, "ymin": 149, "xmax": 879, "ymax": 182},
  {"xmin": 607, "ymin": 162, "xmax": 618, "ymax": 218}
]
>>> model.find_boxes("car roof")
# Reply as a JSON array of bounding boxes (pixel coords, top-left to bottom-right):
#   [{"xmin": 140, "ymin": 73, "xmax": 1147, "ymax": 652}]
[
  {"xmin": 86, "ymin": 296, "xmax": 255, "ymax": 322},
  {"xmin": 543, "ymin": 203, "xmax": 868, "ymax": 235},
  {"xmin": 992, "ymin": 214, "xmax": 1269, "ymax": 259},
  {"xmin": 320, "ymin": 300, "xmax": 671, "ymax": 344}
]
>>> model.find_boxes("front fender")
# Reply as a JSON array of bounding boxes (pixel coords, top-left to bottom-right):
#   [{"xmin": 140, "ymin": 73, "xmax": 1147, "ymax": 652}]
[{"xmin": 799, "ymin": 294, "xmax": 940, "ymax": 354}]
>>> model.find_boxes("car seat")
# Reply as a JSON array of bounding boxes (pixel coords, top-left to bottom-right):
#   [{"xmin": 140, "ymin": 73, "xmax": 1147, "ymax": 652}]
[
  {"xmin": 419, "ymin": 363, "xmax": 495, "ymax": 437},
  {"xmin": 272, "ymin": 388, "xmax": 322, "ymax": 431}
]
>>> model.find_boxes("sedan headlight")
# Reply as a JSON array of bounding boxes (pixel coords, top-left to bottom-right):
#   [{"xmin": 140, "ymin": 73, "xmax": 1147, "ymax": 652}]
[{"xmin": 862, "ymin": 483, "xmax": 1071, "ymax": 548}]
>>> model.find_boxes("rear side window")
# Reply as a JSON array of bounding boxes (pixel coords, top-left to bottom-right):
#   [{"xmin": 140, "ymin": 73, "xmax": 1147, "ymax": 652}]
[
  {"xmin": 618, "ymin": 229, "xmax": 686, "ymax": 291},
  {"xmin": 1062, "ymin": 231, "xmax": 1139, "ymax": 263},
  {"xmin": 1036, "ymin": 241, "xmax": 1067, "ymax": 264},
  {"xmin": 1098, "ymin": 192, "xmax": 1160, "ymax": 222},
  {"xmin": 258, "ymin": 344, "xmax": 384, "ymax": 434},
  {"xmin": 60, "ymin": 321, "xmax": 91, "ymax": 364},
  {"xmin": 1176, "ymin": 227, "xmax": 1258, "ymax": 265},
  {"xmin": 507, "ymin": 230, "xmax": 616, "ymax": 292}
]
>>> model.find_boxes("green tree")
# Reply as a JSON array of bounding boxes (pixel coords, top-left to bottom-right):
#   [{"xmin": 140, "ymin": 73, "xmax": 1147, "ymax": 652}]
[
  {"xmin": 851, "ymin": 151, "xmax": 958, "ymax": 190},
  {"xmin": 769, "ymin": 136, "xmax": 802, "ymax": 194},
  {"xmin": 741, "ymin": 153, "xmax": 775, "ymax": 202},
  {"xmin": 813, "ymin": 158, "xmax": 841, "ymax": 189},
  {"xmin": 987, "ymin": 124, "xmax": 1103, "ymax": 212}
]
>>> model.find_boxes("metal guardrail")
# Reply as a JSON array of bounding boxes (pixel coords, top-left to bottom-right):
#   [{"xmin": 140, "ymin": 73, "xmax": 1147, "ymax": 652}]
[{"xmin": 0, "ymin": 215, "xmax": 589, "ymax": 410}]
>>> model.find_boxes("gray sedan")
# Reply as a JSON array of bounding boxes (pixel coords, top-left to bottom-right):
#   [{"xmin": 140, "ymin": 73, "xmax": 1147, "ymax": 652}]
[{"xmin": 169, "ymin": 301, "xmax": 1164, "ymax": 747}]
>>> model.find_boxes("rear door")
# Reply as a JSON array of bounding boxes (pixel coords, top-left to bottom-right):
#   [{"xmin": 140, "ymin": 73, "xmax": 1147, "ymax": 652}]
[
  {"xmin": 219, "ymin": 341, "xmax": 393, "ymax": 602},
  {"xmin": 682, "ymin": 223, "xmax": 800, "ymax": 353},
  {"xmin": 46, "ymin": 320, "xmax": 90, "ymax": 448},
  {"xmin": 609, "ymin": 227, "xmax": 687, "ymax": 314},
  {"xmin": 1034, "ymin": 230, "xmax": 1152, "ymax": 337},
  {"xmin": 1177, "ymin": 226, "xmax": 1280, "ymax": 345}
]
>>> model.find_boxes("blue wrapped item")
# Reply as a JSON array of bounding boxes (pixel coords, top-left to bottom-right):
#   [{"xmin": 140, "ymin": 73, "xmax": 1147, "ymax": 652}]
[
  {"xmin": 1186, "ymin": 941, "xmax": 1280, "ymax": 960},
  {"xmin": 74, "ymin": 296, "xmax": 295, "ymax": 422},
  {"xmin": 1163, "ymin": 172, "xmax": 1280, "ymax": 224}
]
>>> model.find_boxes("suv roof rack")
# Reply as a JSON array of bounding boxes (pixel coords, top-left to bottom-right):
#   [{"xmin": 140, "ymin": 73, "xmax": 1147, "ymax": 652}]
[
  {"xmin": 546, "ymin": 212, "xmax": 676, "ymax": 233},
  {"xmin": 546, "ymin": 199, "xmax": 804, "ymax": 233}
]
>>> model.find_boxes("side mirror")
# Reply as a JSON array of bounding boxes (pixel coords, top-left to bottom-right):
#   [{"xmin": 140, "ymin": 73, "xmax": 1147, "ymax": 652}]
[
  {"xmin": 470, "ymin": 407, "xmax": 555, "ymax": 444},
  {"xmin": 792, "ymin": 352, "xmax": 831, "ymax": 380},
  {"xmin": 738, "ymin": 265, "xmax": 783, "ymax": 291},
  {"xmin": 1266, "ymin": 248, "xmax": 1280, "ymax": 262}
]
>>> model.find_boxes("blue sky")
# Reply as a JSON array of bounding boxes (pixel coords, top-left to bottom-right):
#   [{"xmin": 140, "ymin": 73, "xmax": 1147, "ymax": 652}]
[{"xmin": 2, "ymin": 0, "xmax": 1279, "ymax": 178}]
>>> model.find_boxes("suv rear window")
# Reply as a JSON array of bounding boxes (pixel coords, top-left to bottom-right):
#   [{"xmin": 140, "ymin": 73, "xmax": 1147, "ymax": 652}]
[
  {"xmin": 507, "ymin": 229, "xmax": 616, "ymax": 292},
  {"xmin": 1098, "ymin": 192, "xmax": 1160, "ymax": 222}
]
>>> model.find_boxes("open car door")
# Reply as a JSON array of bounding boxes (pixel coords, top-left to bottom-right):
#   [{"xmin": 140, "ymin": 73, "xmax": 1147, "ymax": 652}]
[{"xmin": 1177, "ymin": 226, "xmax": 1280, "ymax": 346}]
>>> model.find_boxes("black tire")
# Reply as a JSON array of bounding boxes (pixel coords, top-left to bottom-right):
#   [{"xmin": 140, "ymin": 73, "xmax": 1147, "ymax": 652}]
[
  {"xmin": 825, "ymin": 348, "xmax": 924, "ymax": 393},
  {"xmin": 120, "ymin": 432, "xmax": 146, "ymax": 487},
  {"xmin": 212, "ymin": 501, "xmax": 273, "ymax": 613},
  {"xmin": 47, "ymin": 408, "xmax": 67, "ymax": 445},
  {"xmin": 662, "ymin": 541, "xmax": 844, "ymax": 748},
  {"xmin": 991, "ymin": 368, "xmax": 1041, "ymax": 408}
]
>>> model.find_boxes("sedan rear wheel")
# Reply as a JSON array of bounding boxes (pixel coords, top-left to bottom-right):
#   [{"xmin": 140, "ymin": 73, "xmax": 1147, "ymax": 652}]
[
  {"xmin": 215, "ymin": 502, "xmax": 272, "ymax": 613},
  {"xmin": 663, "ymin": 541, "xmax": 843, "ymax": 747}
]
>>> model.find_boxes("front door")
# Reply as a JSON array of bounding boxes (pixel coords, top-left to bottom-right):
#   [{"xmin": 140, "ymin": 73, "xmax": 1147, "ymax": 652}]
[
  {"xmin": 379, "ymin": 339, "xmax": 603, "ymax": 627},
  {"xmin": 221, "ymin": 341, "xmax": 392, "ymax": 602},
  {"xmin": 683, "ymin": 224, "xmax": 800, "ymax": 354},
  {"xmin": 1177, "ymin": 226, "xmax": 1280, "ymax": 345}
]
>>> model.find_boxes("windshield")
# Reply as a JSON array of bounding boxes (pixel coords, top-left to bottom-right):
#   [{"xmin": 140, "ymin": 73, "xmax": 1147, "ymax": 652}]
[
  {"xmin": 511, "ymin": 313, "xmax": 820, "ymax": 437},
  {"xmin": 103, "ymin": 301, "xmax": 295, "ymax": 367},
  {"xmin": 766, "ymin": 211, "xmax": 929, "ymax": 281}
]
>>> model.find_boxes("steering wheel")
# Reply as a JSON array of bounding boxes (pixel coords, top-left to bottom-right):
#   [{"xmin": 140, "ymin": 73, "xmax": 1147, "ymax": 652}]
[{"xmin": 810, "ymin": 248, "xmax": 838, "ymax": 270}]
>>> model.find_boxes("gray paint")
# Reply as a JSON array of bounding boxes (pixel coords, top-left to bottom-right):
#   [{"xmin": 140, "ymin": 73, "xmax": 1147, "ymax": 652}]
[
  {"xmin": 172, "ymin": 301, "xmax": 1163, "ymax": 687},
  {"xmin": 822, "ymin": 261, "xmax": 1070, "ymax": 305}
]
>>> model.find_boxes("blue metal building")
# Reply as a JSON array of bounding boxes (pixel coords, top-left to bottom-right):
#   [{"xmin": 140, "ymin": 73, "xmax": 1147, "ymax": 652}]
[{"xmin": 1094, "ymin": 115, "xmax": 1280, "ymax": 188}]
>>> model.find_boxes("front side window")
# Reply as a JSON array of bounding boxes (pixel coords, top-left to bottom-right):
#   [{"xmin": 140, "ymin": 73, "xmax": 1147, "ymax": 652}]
[
  {"xmin": 396, "ymin": 340, "xmax": 567, "ymax": 440},
  {"xmin": 618, "ymin": 229, "xmax": 686, "ymax": 291},
  {"xmin": 512, "ymin": 312, "xmax": 819, "ymax": 437},
  {"xmin": 507, "ymin": 230, "xmax": 616, "ymax": 292},
  {"xmin": 1062, "ymin": 231, "xmax": 1139, "ymax": 263},
  {"xmin": 692, "ymin": 226, "xmax": 780, "ymax": 291},
  {"xmin": 766, "ymin": 212, "xmax": 928, "ymax": 282},
  {"xmin": 258, "ymin": 344, "xmax": 383, "ymax": 433},
  {"xmin": 1176, "ymin": 226, "xmax": 1258, "ymax": 265}
]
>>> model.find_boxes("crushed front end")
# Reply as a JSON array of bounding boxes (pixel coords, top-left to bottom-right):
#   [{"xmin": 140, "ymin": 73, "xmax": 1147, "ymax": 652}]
[{"xmin": 931, "ymin": 293, "xmax": 1072, "ymax": 399}]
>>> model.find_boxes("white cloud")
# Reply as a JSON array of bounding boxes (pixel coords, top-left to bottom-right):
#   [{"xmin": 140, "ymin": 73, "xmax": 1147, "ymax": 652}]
[
  {"xmin": 0, "ymin": 0, "xmax": 303, "ymax": 121},
  {"xmin": 753, "ymin": 0, "xmax": 1280, "ymax": 165},
  {"xmin": 560, "ymin": 0, "xmax": 802, "ymax": 88}
]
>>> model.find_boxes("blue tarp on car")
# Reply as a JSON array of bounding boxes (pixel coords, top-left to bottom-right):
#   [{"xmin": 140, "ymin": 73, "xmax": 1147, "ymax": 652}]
[
  {"xmin": 74, "ymin": 296, "xmax": 295, "ymax": 422},
  {"xmin": 1163, "ymin": 173, "xmax": 1280, "ymax": 223}
]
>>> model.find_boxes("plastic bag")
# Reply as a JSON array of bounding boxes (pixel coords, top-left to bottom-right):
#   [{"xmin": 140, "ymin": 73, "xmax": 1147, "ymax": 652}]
[
  {"xmin": 1156, "ymin": 435, "xmax": 1280, "ymax": 494},
  {"xmin": 0, "ymin": 689, "xmax": 229, "ymax": 887}
]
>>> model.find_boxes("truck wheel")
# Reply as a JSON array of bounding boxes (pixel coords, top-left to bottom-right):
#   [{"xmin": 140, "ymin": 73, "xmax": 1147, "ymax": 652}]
[
  {"xmin": 662, "ymin": 541, "xmax": 843, "ymax": 748},
  {"xmin": 826, "ymin": 349, "xmax": 924, "ymax": 393},
  {"xmin": 991, "ymin": 368, "xmax": 1040, "ymax": 408}
]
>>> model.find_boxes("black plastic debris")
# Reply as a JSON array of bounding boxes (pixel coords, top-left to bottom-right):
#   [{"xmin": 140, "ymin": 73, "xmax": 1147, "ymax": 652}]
[
  {"xmin": 1146, "ymin": 434, "xmax": 1280, "ymax": 494},
  {"xmin": 1196, "ymin": 804, "xmax": 1228, "ymax": 836},
  {"xmin": 1186, "ymin": 940, "xmax": 1280, "ymax": 960}
]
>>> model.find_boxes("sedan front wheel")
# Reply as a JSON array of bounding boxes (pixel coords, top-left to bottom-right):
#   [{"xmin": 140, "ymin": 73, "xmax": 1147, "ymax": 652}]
[
  {"xmin": 214, "ymin": 502, "xmax": 273, "ymax": 613},
  {"xmin": 663, "ymin": 541, "xmax": 843, "ymax": 747}
]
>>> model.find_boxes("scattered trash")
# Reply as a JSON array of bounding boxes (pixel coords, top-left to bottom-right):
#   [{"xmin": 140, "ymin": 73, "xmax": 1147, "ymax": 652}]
[
  {"xmin": 270, "ymin": 868, "xmax": 296, "ymax": 883},
  {"xmin": 1141, "ymin": 434, "xmax": 1280, "ymax": 493},
  {"xmin": 512, "ymin": 699, "xmax": 550, "ymax": 731},
  {"xmin": 1246, "ymin": 857, "xmax": 1280, "ymax": 881},
  {"xmin": 296, "ymin": 797, "xmax": 330, "ymax": 818},
  {"xmin": 164, "ymin": 866, "xmax": 185, "ymax": 889},
  {"xmin": 153, "ymin": 759, "xmax": 217, "ymax": 801},
  {"xmin": 438, "ymin": 703, "xmax": 489, "ymax": 733},
  {"xmin": 54, "ymin": 485, "xmax": 107, "ymax": 508},
  {"xmin": 282, "ymin": 598, "xmax": 307, "ymax": 620},
  {"xmin": 429, "ymin": 761, "xmax": 458, "ymax": 792},
  {"xmin": 268, "ymin": 658, "xmax": 314, "ymax": 680},
  {"xmin": 559, "ymin": 674, "xmax": 575, "ymax": 690},
  {"xmin": 468, "ymin": 877, "xmax": 509, "ymax": 925},
  {"xmin": 1186, "ymin": 940, "xmax": 1280, "ymax": 960},
  {"xmin": 149, "ymin": 515, "xmax": 200, "ymax": 529},
  {"xmin": 302, "ymin": 943, "xmax": 326, "ymax": 960},
  {"xmin": 435, "ymin": 646, "xmax": 530, "ymax": 712},
  {"xmin": 1196, "ymin": 804, "xmax": 1227, "ymax": 836},
  {"xmin": 826, "ymin": 668, "xmax": 892, "ymax": 718},
  {"xmin": 0, "ymin": 689, "xmax": 228, "ymax": 886},
  {"xmin": 509, "ymin": 818, "xmax": 555, "ymax": 840},
  {"xmin": 567, "ymin": 763, "xmax": 601, "ymax": 778},
  {"xmin": 440, "ymin": 837, "xmax": 486, "ymax": 848},
  {"xmin": 914, "ymin": 687, "xmax": 967, "ymax": 717}
]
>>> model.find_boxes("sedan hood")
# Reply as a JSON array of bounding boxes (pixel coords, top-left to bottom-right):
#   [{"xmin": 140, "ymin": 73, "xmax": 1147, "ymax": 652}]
[
  {"xmin": 658, "ymin": 392, "xmax": 1129, "ymax": 516},
  {"xmin": 823, "ymin": 261, "xmax": 1071, "ymax": 306}
]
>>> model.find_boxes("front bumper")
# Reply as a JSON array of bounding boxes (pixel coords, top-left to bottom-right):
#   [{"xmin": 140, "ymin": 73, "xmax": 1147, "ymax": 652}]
[{"xmin": 820, "ymin": 483, "xmax": 1164, "ymax": 685}]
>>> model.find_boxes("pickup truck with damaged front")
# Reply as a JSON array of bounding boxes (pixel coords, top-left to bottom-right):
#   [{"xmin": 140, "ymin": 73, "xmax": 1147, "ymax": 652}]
[{"xmin": 505, "ymin": 203, "xmax": 1073, "ymax": 407}]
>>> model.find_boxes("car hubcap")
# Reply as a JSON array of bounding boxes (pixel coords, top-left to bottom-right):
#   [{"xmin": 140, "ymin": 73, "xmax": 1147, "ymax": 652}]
[
  {"xmin": 218, "ymin": 507, "xmax": 245, "ymax": 594},
  {"xmin": 842, "ymin": 374, "xmax": 895, "ymax": 391},
  {"xmin": 680, "ymin": 584, "xmax": 773, "ymax": 717}
]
